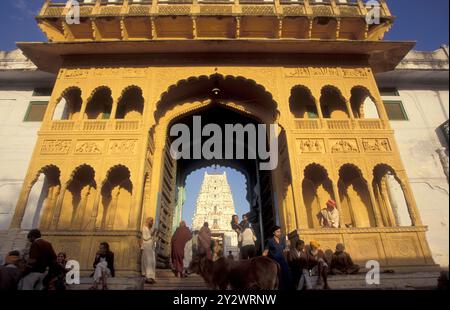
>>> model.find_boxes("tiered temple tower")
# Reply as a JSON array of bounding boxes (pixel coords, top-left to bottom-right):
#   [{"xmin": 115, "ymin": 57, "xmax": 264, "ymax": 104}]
[{"xmin": 192, "ymin": 172, "xmax": 238, "ymax": 256}]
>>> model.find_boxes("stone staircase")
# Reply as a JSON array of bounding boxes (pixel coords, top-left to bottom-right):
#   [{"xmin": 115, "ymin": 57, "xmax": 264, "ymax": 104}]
[{"xmin": 66, "ymin": 270, "xmax": 440, "ymax": 290}]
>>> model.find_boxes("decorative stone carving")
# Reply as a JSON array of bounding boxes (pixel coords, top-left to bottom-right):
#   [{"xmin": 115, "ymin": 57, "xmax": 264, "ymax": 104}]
[
  {"xmin": 284, "ymin": 67, "xmax": 368, "ymax": 78},
  {"xmin": 75, "ymin": 141, "xmax": 103, "ymax": 154},
  {"xmin": 330, "ymin": 139, "xmax": 359, "ymax": 153},
  {"xmin": 362, "ymin": 139, "xmax": 392, "ymax": 152},
  {"xmin": 62, "ymin": 69, "xmax": 89, "ymax": 79},
  {"xmin": 110, "ymin": 140, "xmax": 138, "ymax": 155},
  {"xmin": 298, "ymin": 139, "xmax": 325, "ymax": 153},
  {"xmin": 41, "ymin": 140, "xmax": 71, "ymax": 155}
]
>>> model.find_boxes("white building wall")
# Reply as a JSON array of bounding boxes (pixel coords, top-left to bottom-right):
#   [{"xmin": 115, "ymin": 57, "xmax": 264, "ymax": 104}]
[
  {"xmin": 385, "ymin": 88, "xmax": 449, "ymax": 267},
  {"xmin": 0, "ymin": 87, "xmax": 49, "ymax": 229}
]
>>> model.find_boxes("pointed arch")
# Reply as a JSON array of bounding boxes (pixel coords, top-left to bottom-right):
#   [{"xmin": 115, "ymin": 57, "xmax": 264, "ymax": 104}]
[
  {"xmin": 84, "ymin": 86, "xmax": 113, "ymax": 120},
  {"xmin": 99, "ymin": 165, "xmax": 133, "ymax": 230},
  {"xmin": 116, "ymin": 85, "xmax": 144, "ymax": 119},
  {"xmin": 350, "ymin": 85, "xmax": 380, "ymax": 119},
  {"xmin": 59, "ymin": 164, "xmax": 97, "ymax": 230},
  {"xmin": 22, "ymin": 165, "xmax": 61, "ymax": 230},
  {"xmin": 302, "ymin": 163, "xmax": 334, "ymax": 228},
  {"xmin": 372, "ymin": 164, "xmax": 412, "ymax": 227},
  {"xmin": 338, "ymin": 163, "xmax": 376, "ymax": 228},
  {"xmin": 320, "ymin": 85, "xmax": 349, "ymax": 119},
  {"xmin": 289, "ymin": 85, "xmax": 318, "ymax": 119},
  {"xmin": 52, "ymin": 87, "xmax": 82, "ymax": 120}
]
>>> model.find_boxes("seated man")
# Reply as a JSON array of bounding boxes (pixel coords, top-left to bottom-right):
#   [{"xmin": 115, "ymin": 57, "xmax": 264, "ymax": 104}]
[
  {"xmin": 0, "ymin": 251, "xmax": 23, "ymax": 290},
  {"xmin": 317, "ymin": 199, "xmax": 340, "ymax": 228},
  {"xmin": 306, "ymin": 241, "xmax": 330, "ymax": 290},
  {"xmin": 20, "ymin": 229, "xmax": 57, "ymax": 290},
  {"xmin": 330, "ymin": 243, "xmax": 360, "ymax": 275}
]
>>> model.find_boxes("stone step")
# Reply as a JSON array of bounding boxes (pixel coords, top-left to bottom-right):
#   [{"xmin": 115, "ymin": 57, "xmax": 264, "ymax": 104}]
[{"xmin": 66, "ymin": 271, "xmax": 440, "ymax": 290}]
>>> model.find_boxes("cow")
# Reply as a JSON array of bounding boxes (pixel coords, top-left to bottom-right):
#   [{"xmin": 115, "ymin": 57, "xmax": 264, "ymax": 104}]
[{"xmin": 188, "ymin": 255, "xmax": 279, "ymax": 290}]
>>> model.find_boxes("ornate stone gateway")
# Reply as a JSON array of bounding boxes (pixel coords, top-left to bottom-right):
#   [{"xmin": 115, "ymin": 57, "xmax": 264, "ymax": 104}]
[{"xmin": 10, "ymin": 0, "xmax": 436, "ymax": 276}]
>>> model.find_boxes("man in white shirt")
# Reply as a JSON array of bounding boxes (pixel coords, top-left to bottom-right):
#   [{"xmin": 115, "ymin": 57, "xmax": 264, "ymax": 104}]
[{"xmin": 317, "ymin": 199, "xmax": 340, "ymax": 228}]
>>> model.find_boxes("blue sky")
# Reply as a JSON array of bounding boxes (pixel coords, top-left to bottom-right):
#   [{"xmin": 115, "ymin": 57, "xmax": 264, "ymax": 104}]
[{"xmin": 0, "ymin": 0, "xmax": 448, "ymax": 51}]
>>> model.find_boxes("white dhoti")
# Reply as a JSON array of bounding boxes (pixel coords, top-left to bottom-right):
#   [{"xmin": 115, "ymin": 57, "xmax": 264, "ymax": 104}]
[
  {"xmin": 141, "ymin": 227, "xmax": 157, "ymax": 280},
  {"xmin": 93, "ymin": 258, "xmax": 111, "ymax": 283},
  {"xmin": 183, "ymin": 239, "xmax": 193, "ymax": 270}
]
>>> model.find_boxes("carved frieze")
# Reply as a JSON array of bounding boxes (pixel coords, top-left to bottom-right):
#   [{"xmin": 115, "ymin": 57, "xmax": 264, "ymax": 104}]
[
  {"xmin": 61, "ymin": 68, "xmax": 148, "ymax": 79},
  {"xmin": 109, "ymin": 140, "xmax": 138, "ymax": 155},
  {"xmin": 285, "ymin": 67, "xmax": 369, "ymax": 78},
  {"xmin": 362, "ymin": 139, "xmax": 391, "ymax": 152},
  {"xmin": 75, "ymin": 141, "xmax": 103, "ymax": 154},
  {"xmin": 298, "ymin": 139, "xmax": 325, "ymax": 153},
  {"xmin": 41, "ymin": 140, "xmax": 71, "ymax": 155},
  {"xmin": 330, "ymin": 139, "xmax": 359, "ymax": 153}
]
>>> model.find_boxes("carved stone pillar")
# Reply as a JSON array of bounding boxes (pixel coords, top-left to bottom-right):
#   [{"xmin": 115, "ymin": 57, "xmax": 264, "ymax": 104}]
[
  {"xmin": 398, "ymin": 177, "xmax": 422, "ymax": 226},
  {"xmin": 331, "ymin": 181, "xmax": 344, "ymax": 228},
  {"xmin": 367, "ymin": 182, "xmax": 384, "ymax": 227},
  {"xmin": 51, "ymin": 185, "xmax": 67, "ymax": 229},
  {"xmin": 9, "ymin": 183, "xmax": 33, "ymax": 229},
  {"xmin": 384, "ymin": 173, "xmax": 402, "ymax": 226},
  {"xmin": 89, "ymin": 188, "xmax": 103, "ymax": 230}
]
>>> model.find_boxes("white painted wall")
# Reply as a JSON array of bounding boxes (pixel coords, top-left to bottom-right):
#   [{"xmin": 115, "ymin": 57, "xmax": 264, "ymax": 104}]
[
  {"xmin": 0, "ymin": 88, "xmax": 49, "ymax": 229},
  {"xmin": 385, "ymin": 88, "xmax": 449, "ymax": 267}
]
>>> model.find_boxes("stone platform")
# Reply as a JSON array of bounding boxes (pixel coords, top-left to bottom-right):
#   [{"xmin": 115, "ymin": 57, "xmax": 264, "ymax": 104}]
[{"xmin": 67, "ymin": 270, "xmax": 441, "ymax": 291}]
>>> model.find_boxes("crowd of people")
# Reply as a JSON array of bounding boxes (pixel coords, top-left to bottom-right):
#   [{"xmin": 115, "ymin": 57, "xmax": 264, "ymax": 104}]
[
  {"xmin": 2, "ymin": 198, "xmax": 447, "ymax": 291},
  {"xmin": 0, "ymin": 228, "xmax": 116, "ymax": 290}
]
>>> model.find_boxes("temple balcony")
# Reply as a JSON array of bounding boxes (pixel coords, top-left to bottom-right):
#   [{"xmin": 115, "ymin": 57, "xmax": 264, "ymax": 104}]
[{"xmin": 37, "ymin": 0, "xmax": 394, "ymax": 41}]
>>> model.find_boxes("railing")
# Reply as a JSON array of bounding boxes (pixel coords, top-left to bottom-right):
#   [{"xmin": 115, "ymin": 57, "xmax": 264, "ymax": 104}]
[
  {"xmin": 51, "ymin": 120, "xmax": 75, "ymax": 131},
  {"xmin": 358, "ymin": 119, "xmax": 383, "ymax": 130},
  {"xmin": 326, "ymin": 119, "xmax": 351, "ymax": 130},
  {"xmin": 82, "ymin": 120, "xmax": 108, "ymax": 131},
  {"xmin": 40, "ymin": 0, "xmax": 389, "ymax": 18},
  {"xmin": 295, "ymin": 119, "xmax": 321, "ymax": 130},
  {"xmin": 114, "ymin": 120, "xmax": 140, "ymax": 130},
  {"xmin": 48, "ymin": 119, "xmax": 141, "ymax": 132}
]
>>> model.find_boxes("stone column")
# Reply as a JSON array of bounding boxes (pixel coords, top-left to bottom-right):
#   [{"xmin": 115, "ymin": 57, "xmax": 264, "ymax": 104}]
[
  {"xmin": 9, "ymin": 184, "xmax": 33, "ymax": 229},
  {"xmin": 89, "ymin": 188, "xmax": 103, "ymax": 230},
  {"xmin": 331, "ymin": 181, "xmax": 344, "ymax": 228},
  {"xmin": 384, "ymin": 173, "xmax": 401, "ymax": 226},
  {"xmin": 367, "ymin": 182, "xmax": 384, "ymax": 227},
  {"xmin": 51, "ymin": 185, "xmax": 67, "ymax": 229},
  {"xmin": 398, "ymin": 175, "xmax": 422, "ymax": 226}
]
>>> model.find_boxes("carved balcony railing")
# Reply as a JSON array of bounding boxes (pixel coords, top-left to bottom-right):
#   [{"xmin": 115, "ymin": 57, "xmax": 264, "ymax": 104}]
[
  {"xmin": 48, "ymin": 119, "xmax": 141, "ymax": 132},
  {"xmin": 37, "ymin": 0, "xmax": 393, "ymax": 41},
  {"xmin": 326, "ymin": 119, "xmax": 352, "ymax": 130},
  {"xmin": 295, "ymin": 119, "xmax": 321, "ymax": 130},
  {"xmin": 293, "ymin": 118, "xmax": 387, "ymax": 131},
  {"xmin": 51, "ymin": 120, "xmax": 75, "ymax": 131},
  {"xmin": 82, "ymin": 120, "xmax": 108, "ymax": 131},
  {"xmin": 114, "ymin": 120, "xmax": 141, "ymax": 131},
  {"xmin": 358, "ymin": 119, "xmax": 384, "ymax": 130},
  {"xmin": 39, "ymin": 0, "xmax": 392, "ymax": 20}
]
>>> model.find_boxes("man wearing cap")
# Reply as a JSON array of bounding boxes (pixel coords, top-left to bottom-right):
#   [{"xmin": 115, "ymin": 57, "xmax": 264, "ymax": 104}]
[
  {"xmin": 317, "ymin": 199, "xmax": 340, "ymax": 228},
  {"xmin": 330, "ymin": 243, "xmax": 359, "ymax": 275}
]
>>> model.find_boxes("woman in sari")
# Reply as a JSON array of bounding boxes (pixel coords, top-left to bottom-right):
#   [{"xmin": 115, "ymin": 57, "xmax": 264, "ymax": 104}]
[{"xmin": 171, "ymin": 221, "xmax": 192, "ymax": 277}]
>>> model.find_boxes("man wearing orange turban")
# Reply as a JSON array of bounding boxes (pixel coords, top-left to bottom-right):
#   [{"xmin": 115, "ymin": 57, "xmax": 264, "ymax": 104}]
[{"xmin": 317, "ymin": 199, "xmax": 340, "ymax": 228}]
